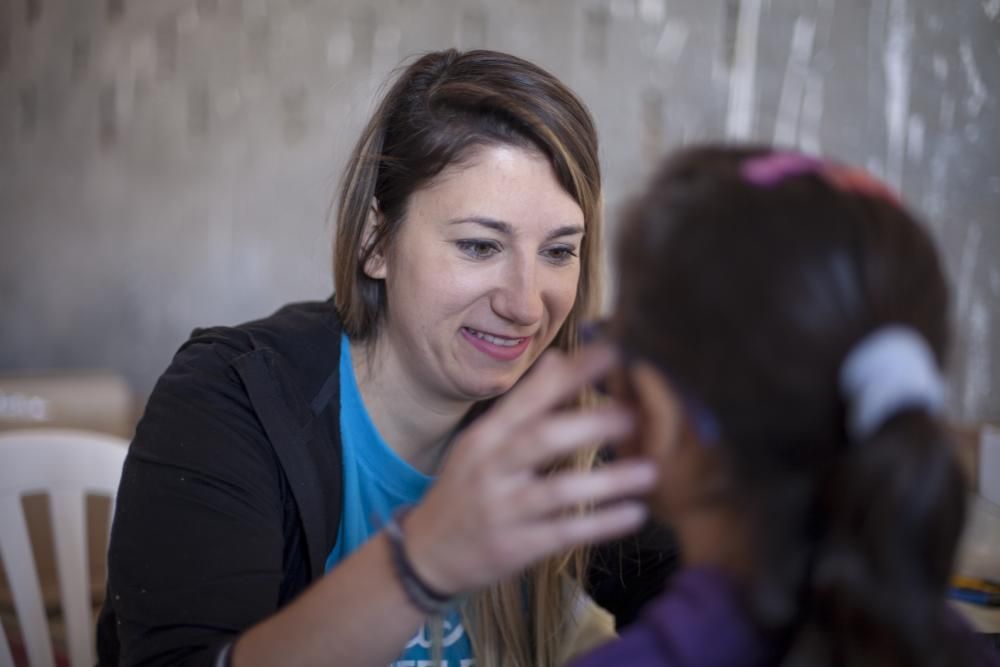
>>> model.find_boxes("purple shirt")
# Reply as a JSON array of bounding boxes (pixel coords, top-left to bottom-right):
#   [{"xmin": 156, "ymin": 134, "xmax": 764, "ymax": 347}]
[
  {"xmin": 570, "ymin": 567, "xmax": 770, "ymax": 667},
  {"xmin": 570, "ymin": 567, "xmax": 1000, "ymax": 667}
]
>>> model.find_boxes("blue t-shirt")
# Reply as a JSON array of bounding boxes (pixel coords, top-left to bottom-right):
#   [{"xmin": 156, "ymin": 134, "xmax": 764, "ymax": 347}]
[{"xmin": 326, "ymin": 334, "xmax": 474, "ymax": 667}]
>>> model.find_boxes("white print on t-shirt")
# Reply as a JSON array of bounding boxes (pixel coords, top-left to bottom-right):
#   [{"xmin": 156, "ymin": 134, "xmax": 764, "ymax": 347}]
[
  {"xmin": 404, "ymin": 617, "xmax": 466, "ymax": 649},
  {"xmin": 387, "ymin": 618, "xmax": 474, "ymax": 667}
]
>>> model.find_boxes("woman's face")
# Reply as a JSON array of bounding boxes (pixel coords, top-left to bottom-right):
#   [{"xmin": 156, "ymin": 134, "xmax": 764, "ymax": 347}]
[{"xmin": 367, "ymin": 144, "xmax": 586, "ymax": 402}]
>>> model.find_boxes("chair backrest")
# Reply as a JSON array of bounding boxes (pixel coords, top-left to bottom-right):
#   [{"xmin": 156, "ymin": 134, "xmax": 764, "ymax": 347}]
[
  {"xmin": 0, "ymin": 372, "xmax": 136, "ymax": 439},
  {"xmin": 0, "ymin": 429, "xmax": 127, "ymax": 667}
]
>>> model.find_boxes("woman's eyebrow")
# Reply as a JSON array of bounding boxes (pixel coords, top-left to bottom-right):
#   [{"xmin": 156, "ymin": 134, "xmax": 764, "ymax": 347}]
[
  {"xmin": 546, "ymin": 225, "xmax": 585, "ymax": 240},
  {"xmin": 448, "ymin": 216, "xmax": 513, "ymax": 234},
  {"xmin": 448, "ymin": 217, "xmax": 585, "ymax": 241}
]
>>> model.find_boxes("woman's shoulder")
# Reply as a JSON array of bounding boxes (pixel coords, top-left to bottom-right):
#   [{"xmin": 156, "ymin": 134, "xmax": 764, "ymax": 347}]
[
  {"xmin": 125, "ymin": 297, "xmax": 345, "ymax": 555},
  {"xmin": 183, "ymin": 297, "xmax": 342, "ymax": 359},
  {"xmin": 138, "ymin": 298, "xmax": 344, "ymax": 459},
  {"xmin": 160, "ymin": 298, "xmax": 343, "ymax": 399}
]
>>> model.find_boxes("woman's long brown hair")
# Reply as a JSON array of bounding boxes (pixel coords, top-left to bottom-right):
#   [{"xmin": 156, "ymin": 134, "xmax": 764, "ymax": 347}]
[{"xmin": 332, "ymin": 49, "xmax": 605, "ymax": 667}]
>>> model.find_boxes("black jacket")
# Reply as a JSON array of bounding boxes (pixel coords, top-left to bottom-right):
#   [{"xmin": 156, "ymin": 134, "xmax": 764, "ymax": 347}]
[{"xmin": 97, "ymin": 299, "xmax": 677, "ymax": 666}]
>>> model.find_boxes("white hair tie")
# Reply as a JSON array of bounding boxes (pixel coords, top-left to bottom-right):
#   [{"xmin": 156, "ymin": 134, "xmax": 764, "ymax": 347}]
[{"xmin": 839, "ymin": 326, "xmax": 945, "ymax": 441}]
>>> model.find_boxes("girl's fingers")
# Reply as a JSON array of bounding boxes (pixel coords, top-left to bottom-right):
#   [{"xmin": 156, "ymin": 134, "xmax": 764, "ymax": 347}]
[
  {"xmin": 513, "ymin": 460, "xmax": 658, "ymax": 519},
  {"xmin": 498, "ymin": 405, "xmax": 635, "ymax": 473}
]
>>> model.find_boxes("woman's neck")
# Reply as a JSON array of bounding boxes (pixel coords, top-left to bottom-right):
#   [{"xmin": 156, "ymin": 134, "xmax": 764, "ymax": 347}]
[{"xmin": 349, "ymin": 337, "xmax": 473, "ymax": 475}]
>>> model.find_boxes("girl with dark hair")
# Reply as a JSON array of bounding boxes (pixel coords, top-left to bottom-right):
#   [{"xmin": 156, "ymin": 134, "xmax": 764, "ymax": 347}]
[
  {"xmin": 97, "ymin": 50, "xmax": 670, "ymax": 667},
  {"xmin": 571, "ymin": 145, "xmax": 999, "ymax": 667}
]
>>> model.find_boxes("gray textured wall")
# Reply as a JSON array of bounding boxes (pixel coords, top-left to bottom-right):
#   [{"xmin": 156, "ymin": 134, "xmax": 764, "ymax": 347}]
[{"xmin": 1, "ymin": 0, "xmax": 998, "ymax": 422}]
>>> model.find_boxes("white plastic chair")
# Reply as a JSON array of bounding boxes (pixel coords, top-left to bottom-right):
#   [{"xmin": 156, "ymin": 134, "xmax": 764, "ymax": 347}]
[{"xmin": 0, "ymin": 429, "xmax": 127, "ymax": 667}]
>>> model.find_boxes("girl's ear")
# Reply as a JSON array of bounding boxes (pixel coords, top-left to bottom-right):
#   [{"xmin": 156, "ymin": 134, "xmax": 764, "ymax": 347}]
[
  {"xmin": 628, "ymin": 361, "xmax": 684, "ymax": 462},
  {"xmin": 361, "ymin": 198, "xmax": 387, "ymax": 280},
  {"xmin": 629, "ymin": 361, "xmax": 729, "ymax": 516}
]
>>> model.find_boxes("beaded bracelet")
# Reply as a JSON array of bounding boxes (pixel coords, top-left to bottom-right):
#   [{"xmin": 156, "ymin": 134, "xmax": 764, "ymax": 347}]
[{"xmin": 384, "ymin": 508, "xmax": 457, "ymax": 616}]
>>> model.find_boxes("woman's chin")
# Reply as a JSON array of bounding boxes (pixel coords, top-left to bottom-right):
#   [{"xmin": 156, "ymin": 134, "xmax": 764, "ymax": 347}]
[{"xmin": 457, "ymin": 376, "xmax": 518, "ymax": 402}]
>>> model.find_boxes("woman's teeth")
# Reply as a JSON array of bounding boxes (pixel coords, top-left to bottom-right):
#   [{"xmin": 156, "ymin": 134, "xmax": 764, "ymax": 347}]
[{"xmin": 466, "ymin": 328, "xmax": 524, "ymax": 347}]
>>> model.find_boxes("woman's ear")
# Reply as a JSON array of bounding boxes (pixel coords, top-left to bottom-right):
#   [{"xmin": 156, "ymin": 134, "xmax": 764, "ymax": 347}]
[{"xmin": 361, "ymin": 198, "xmax": 387, "ymax": 280}]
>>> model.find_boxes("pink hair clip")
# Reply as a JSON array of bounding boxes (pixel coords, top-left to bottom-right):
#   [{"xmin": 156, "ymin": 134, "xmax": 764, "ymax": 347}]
[{"xmin": 741, "ymin": 152, "xmax": 825, "ymax": 186}]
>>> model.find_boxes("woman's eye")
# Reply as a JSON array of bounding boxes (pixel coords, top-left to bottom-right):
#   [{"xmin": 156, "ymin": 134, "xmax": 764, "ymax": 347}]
[
  {"xmin": 456, "ymin": 240, "xmax": 501, "ymax": 259},
  {"xmin": 543, "ymin": 246, "xmax": 578, "ymax": 264}
]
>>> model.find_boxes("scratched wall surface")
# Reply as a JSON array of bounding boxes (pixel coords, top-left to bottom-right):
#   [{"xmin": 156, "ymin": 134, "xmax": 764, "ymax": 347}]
[{"xmin": 1, "ymin": 0, "xmax": 998, "ymax": 421}]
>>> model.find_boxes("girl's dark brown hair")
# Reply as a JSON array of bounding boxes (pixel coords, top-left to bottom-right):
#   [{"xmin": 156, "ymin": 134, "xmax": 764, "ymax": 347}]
[
  {"xmin": 333, "ymin": 48, "xmax": 602, "ymax": 354},
  {"xmin": 614, "ymin": 145, "xmax": 970, "ymax": 666}
]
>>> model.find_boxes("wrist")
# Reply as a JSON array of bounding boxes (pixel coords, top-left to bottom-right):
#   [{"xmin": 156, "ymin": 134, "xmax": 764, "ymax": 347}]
[
  {"xmin": 385, "ymin": 508, "xmax": 462, "ymax": 614},
  {"xmin": 403, "ymin": 503, "xmax": 466, "ymax": 596}
]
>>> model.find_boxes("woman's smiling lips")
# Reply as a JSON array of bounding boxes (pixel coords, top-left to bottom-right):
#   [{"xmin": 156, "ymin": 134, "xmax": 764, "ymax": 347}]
[{"xmin": 460, "ymin": 326, "xmax": 534, "ymax": 361}]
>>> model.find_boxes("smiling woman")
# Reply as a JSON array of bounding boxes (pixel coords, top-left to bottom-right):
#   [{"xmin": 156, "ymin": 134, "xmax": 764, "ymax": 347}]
[
  {"xmin": 98, "ymin": 49, "xmax": 673, "ymax": 667},
  {"xmin": 361, "ymin": 145, "xmax": 585, "ymax": 402}
]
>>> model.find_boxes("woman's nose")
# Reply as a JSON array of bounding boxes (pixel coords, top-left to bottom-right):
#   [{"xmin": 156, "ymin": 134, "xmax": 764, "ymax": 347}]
[{"xmin": 491, "ymin": 261, "xmax": 544, "ymax": 327}]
